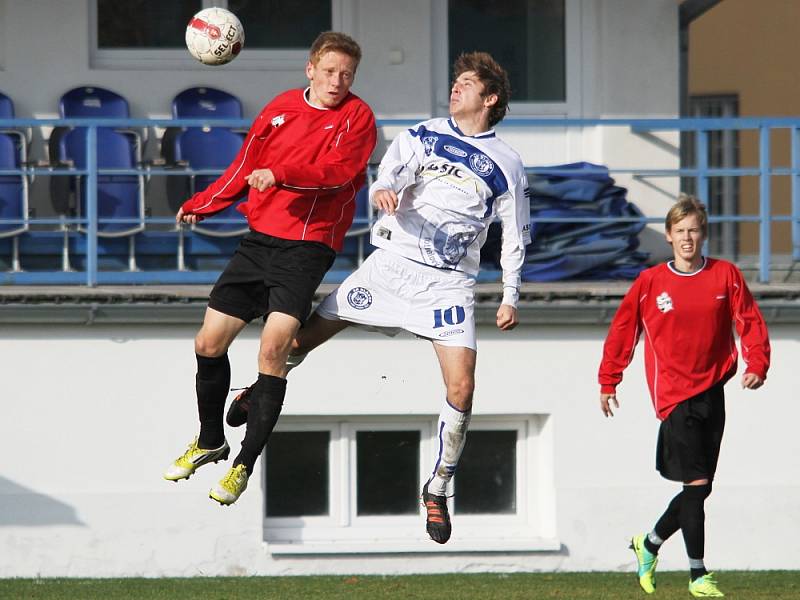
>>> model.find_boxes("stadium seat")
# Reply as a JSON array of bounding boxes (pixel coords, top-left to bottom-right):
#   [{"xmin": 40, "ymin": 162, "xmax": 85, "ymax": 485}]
[
  {"xmin": 0, "ymin": 129, "xmax": 29, "ymax": 272},
  {"xmin": 172, "ymin": 87, "xmax": 243, "ymax": 119},
  {"xmin": 0, "ymin": 91, "xmax": 15, "ymax": 119},
  {"xmin": 162, "ymin": 87, "xmax": 243, "ymax": 167},
  {"xmin": 0, "ymin": 92, "xmax": 29, "ymax": 272},
  {"xmin": 172, "ymin": 126, "xmax": 247, "ymax": 237},
  {"xmin": 51, "ymin": 86, "xmax": 144, "ymax": 270}
]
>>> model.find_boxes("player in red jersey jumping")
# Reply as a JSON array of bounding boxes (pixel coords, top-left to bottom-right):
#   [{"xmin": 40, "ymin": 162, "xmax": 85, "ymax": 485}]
[
  {"xmin": 597, "ymin": 195, "xmax": 770, "ymax": 597},
  {"xmin": 163, "ymin": 31, "xmax": 377, "ymax": 506}
]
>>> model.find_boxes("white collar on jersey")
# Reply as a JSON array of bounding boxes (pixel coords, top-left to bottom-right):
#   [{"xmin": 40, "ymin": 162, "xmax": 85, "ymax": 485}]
[
  {"xmin": 667, "ymin": 256, "xmax": 707, "ymax": 276},
  {"xmin": 448, "ymin": 117, "xmax": 496, "ymax": 138},
  {"xmin": 303, "ymin": 87, "xmax": 332, "ymax": 111}
]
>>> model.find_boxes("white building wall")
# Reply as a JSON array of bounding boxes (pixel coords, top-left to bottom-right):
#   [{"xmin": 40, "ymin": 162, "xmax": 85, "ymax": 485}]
[{"xmin": 0, "ymin": 322, "xmax": 796, "ymax": 576}]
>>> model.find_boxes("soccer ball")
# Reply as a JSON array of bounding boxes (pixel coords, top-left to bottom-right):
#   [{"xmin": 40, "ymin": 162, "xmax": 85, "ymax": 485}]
[{"xmin": 185, "ymin": 7, "xmax": 244, "ymax": 66}]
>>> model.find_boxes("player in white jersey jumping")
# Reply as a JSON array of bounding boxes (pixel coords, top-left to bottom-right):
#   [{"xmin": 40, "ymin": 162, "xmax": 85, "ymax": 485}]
[{"xmin": 227, "ymin": 51, "xmax": 530, "ymax": 544}]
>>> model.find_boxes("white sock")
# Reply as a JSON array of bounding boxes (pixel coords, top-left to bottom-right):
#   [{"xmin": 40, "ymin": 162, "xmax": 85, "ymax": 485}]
[{"xmin": 427, "ymin": 399, "xmax": 471, "ymax": 496}]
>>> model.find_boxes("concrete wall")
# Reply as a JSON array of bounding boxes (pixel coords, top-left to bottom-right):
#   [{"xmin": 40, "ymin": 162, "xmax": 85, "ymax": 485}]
[{"xmin": 0, "ymin": 321, "xmax": 796, "ymax": 576}]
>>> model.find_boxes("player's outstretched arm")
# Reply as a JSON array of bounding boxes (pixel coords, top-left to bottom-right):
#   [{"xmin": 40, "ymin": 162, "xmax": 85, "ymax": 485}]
[
  {"xmin": 600, "ymin": 392, "xmax": 619, "ymax": 417},
  {"xmin": 176, "ymin": 207, "xmax": 203, "ymax": 225},
  {"xmin": 741, "ymin": 372, "xmax": 764, "ymax": 390},
  {"xmin": 496, "ymin": 304, "xmax": 518, "ymax": 331}
]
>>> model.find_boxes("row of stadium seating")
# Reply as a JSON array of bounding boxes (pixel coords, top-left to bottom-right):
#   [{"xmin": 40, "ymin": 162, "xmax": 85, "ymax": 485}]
[{"xmin": 0, "ymin": 86, "xmax": 373, "ymax": 274}]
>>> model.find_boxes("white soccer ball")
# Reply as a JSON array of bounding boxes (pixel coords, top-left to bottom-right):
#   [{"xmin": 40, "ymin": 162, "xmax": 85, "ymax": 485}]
[{"xmin": 185, "ymin": 7, "xmax": 244, "ymax": 66}]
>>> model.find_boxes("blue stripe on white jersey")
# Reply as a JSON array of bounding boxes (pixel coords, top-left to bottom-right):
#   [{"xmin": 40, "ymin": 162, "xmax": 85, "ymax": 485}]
[{"xmin": 409, "ymin": 125, "xmax": 509, "ymax": 217}]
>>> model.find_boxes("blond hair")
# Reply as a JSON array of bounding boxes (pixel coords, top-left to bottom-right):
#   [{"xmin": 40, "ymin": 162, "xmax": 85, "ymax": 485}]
[
  {"xmin": 309, "ymin": 31, "xmax": 362, "ymax": 69},
  {"xmin": 665, "ymin": 194, "xmax": 708, "ymax": 236}
]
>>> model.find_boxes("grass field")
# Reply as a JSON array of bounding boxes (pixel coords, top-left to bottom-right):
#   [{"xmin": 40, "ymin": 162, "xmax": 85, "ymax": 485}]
[{"xmin": 2, "ymin": 572, "xmax": 798, "ymax": 600}]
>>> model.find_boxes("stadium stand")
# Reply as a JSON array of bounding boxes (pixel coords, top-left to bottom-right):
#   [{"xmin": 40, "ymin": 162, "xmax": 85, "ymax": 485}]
[
  {"xmin": 49, "ymin": 86, "xmax": 144, "ymax": 271},
  {"xmin": 0, "ymin": 91, "xmax": 29, "ymax": 272}
]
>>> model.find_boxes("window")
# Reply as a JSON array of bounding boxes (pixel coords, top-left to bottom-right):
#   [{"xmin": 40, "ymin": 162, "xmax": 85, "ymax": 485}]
[
  {"xmin": 266, "ymin": 431, "xmax": 329, "ymax": 517},
  {"xmin": 681, "ymin": 94, "xmax": 740, "ymax": 258},
  {"xmin": 454, "ymin": 430, "xmax": 517, "ymax": 514},
  {"xmin": 91, "ymin": 0, "xmax": 344, "ymax": 70},
  {"xmin": 228, "ymin": 0, "xmax": 331, "ymax": 49},
  {"xmin": 448, "ymin": 0, "xmax": 566, "ymax": 103},
  {"xmin": 263, "ymin": 416, "xmax": 557, "ymax": 554}
]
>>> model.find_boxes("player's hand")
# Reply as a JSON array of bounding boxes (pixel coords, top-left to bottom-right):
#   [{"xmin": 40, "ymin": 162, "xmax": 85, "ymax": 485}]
[
  {"xmin": 246, "ymin": 168, "xmax": 276, "ymax": 192},
  {"xmin": 741, "ymin": 372, "xmax": 764, "ymax": 390},
  {"xmin": 496, "ymin": 304, "xmax": 518, "ymax": 331},
  {"xmin": 176, "ymin": 207, "xmax": 202, "ymax": 225},
  {"xmin": 600, "ymin": 393, "xmax": 619, "ymax": 417},
  {"xmin": 372, "ymin": 189, "xmax": 399, "ymax": 215}
]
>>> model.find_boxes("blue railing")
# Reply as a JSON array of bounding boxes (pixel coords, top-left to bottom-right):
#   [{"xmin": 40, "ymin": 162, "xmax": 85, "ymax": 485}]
[{"xmin": 0, "ymin": 116, "xmax": 798, "ymax": 285}]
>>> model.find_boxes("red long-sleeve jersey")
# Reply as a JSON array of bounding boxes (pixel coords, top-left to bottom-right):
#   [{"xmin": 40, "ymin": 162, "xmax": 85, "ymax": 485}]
[
  {"xmin": 598, "ymin": 258, "xmax": 770, "ymax": 420},
  {"xmin": 181, "ymin": 88, "xmax": 377, "ymax": 251}
]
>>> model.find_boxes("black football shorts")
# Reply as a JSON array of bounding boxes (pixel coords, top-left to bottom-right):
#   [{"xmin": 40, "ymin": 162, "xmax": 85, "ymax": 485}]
[
  {"xmin": 208, "ymin": 230, "xmax": 335, "ymax": 324},
  {"xmin": 656, "ymin": 382, "xmax": 726, "ymax": 483}
]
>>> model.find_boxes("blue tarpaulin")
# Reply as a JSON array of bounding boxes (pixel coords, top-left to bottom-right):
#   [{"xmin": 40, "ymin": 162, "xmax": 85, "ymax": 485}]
[{"xmin": 482, "ymin": 162, "xmax": 650, "ymax": 281}]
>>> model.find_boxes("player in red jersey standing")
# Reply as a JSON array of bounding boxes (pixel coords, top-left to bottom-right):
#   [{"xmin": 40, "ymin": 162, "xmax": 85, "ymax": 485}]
[
  {"xmin": 597, "ymin": 195, "xmax": 770, "ymax": 597},
  {"xmin": 163, "ymin": 31, "xmax": 377, "ymax": 506}
]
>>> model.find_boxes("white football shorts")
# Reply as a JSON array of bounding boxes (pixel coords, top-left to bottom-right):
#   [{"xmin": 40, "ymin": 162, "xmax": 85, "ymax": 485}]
[{"xmin": 316, "ymin": 249, "xmax": 477, "ymax": 349}]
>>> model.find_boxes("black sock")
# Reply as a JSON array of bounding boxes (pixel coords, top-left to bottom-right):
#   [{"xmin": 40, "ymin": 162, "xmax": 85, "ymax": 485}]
[
  {"xmin": 691, "ymin": 567, "xmax": 709, "ymax": 581},
  {"xmin": 233, "ymin": 373, "xmax": 287, "ymax": 475},
  {"xmin": 643, "ymin": 535, "xmax": 660, "ymax": 555},
  {"xmin": 679, "ymin": 483, "xmax": 712, "ymax": 570},
  {"xmin": 196, "ymin": 353, "xmax": 230, "ymax": 449},
  {"xmin": 652, "ymin": 490, "xmax": 684, "ymax": 552}
]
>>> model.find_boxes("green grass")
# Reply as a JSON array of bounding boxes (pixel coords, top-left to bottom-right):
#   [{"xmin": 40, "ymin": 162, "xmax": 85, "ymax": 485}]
[{"xmin": 2, "ymin": 572, "xmax": 799, "ymax": 600}]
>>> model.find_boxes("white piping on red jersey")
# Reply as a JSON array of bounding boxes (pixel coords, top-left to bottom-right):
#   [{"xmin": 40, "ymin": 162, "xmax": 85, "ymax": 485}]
[
  {"xmin": 192, "ymin": 134, "xmax": 258, "ymax": 213},
  {"xmin": 330, "ymin": 181, "xmax": 356, "ymax": 245},
  {"xmin": 302, "ymin": 194, "xmax": 319, "ymax": 240},
  {"xmin": 641, "ymin": 319, "xmax": 659, "ymax": 414}
]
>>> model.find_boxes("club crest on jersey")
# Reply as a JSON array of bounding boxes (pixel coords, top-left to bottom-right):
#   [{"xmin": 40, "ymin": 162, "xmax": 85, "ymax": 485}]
[
  {"xmin": 443, "ymin": 144, "xmax": 467, "ymax": 158},
  {"xmin": 271, "ymin": 114, "xmax": 286, "ymax": 127},
  {"xmin": 422, "ymin": 135, "xmax": 438, "ymax": 156},
  {"xmin": 347, "ymin": 287, "xmax": 373, "ymax": 310},
  {"xmin": 656, "ymin": 291, "xmax": 673, "ymax": 313},
  {"xmin": 469, "ymin": 152, "xmax": 494, "ymax": 176}
]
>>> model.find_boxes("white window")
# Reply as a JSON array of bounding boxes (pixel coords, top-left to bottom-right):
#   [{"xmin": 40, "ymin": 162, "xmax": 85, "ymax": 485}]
[
  {"xmin": 91, "ymin": 0, "xmax": 354, "ymax": 71},
  {"xmin": 432, "ymin": 0, "xmax": 580, "ymax": 116},
  {"xmin": 263, "ymin": 416, "xmax": 558, "ymax": 554}
]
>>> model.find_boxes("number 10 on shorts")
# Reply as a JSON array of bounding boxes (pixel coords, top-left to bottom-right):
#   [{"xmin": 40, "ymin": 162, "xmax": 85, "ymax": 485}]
[{"xmin": 433, "ymin": 306, "xmax": 466, "ymax": 328}]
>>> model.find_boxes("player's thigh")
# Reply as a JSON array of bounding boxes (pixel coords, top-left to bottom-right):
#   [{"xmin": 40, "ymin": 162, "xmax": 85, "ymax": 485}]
[
  {"xmin": 196, "ymin": 306, "xmax": 248, "ymax": 356},
  {"xmin": 294, "ymin": 312, "xmax": 350, "ymax": 354}
]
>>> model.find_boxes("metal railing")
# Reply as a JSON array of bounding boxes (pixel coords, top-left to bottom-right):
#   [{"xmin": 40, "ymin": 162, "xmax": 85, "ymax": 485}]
[{"xmin": 0, "ymin": 116, "xmax": 797, "ymax": 285}]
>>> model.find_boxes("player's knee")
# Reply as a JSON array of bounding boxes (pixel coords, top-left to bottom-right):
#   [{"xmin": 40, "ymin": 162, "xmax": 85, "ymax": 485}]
[
  {"xmin": 258, "ymin": 343, "xmax": 289, "ymax": 367},
  {"xmin": 194, "ymin": 332, "xmax": 228, "ymax": 357},
  {"xmin": 447, "ymin": 378, "xmax": 474, "ymax": 409}
]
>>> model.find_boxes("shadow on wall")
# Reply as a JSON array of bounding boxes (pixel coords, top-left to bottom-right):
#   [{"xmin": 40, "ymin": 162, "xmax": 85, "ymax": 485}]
[{"xmin": 0, "ymin": 476, "xmax": 85, "ymax": 527}]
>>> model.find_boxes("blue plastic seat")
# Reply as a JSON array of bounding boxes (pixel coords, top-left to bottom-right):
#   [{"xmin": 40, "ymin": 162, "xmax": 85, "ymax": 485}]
[
  {"xmin": 0, "ymin": 92, "xmax": 29, "ymax": 271},
  {"xmin": 59, "ymin": 127, "xmax": 144, "ymax": 237},
  {"xmin": 173, "ymin": 126, "xmax": 247, "ymax": 236},
  {"xmin": 173, "ymin": 87, "xmax": 243, "ymax": 119},
  {"xmin": 50, "ymin": 87, "xmax": 144, "ymax": 271},
  {"xmin": 60, "ymin": 86, "xmax": 130, "ymax": 118}
]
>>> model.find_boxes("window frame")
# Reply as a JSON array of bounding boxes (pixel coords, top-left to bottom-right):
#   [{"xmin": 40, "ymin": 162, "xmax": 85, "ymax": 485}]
[
  {"xmin": 263, "ymin": 415, "xmax": 559, "ymax": 555},
  {"xmin": 432, "ymin": 0, "xmax": 581, "ymax": 117},
  {"xmin": 89, "ymin": 0, "xmax": 355, "ymax": 71}
]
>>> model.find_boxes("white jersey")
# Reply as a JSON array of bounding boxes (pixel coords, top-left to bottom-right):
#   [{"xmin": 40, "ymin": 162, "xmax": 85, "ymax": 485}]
[{"xmin": 368, "ymin": 117, "xmax": 531, "ymax": 306}]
